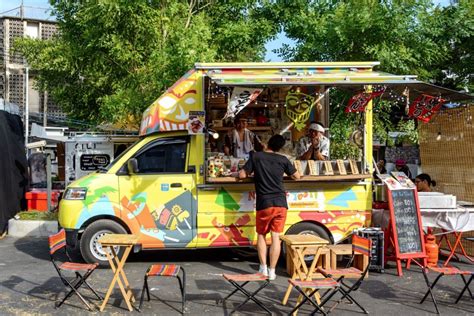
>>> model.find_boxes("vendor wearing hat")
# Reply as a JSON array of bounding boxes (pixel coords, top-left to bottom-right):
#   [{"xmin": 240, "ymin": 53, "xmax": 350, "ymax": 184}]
[
  {"xmin": 296, "ymin": 122, "xmax": 330, "ymax": 160},
  {"xmin": 395, "ymin": 159, "xmax": 412, "ymax": 179}
]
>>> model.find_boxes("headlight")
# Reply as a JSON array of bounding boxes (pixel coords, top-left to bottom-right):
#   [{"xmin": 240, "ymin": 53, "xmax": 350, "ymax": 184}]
[{"xmin": 64, "ymin": 187, "xmax": 87, "ymax": 200}]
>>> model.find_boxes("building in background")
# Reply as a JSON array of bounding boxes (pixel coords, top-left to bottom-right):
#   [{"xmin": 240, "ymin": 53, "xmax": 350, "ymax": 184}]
[{"xmin": 0, "ymin": 6, "xmax": 66, "ymax": 126}]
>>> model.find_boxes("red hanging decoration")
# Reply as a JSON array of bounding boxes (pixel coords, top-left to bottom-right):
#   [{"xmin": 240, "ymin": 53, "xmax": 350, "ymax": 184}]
[
  {"xmin": 345, "ymin": 87, "xmax": 386, "ymax": 113},
  {"xmin": 408, "ymin": 94, "xmax": 445, "ymax": 123}
]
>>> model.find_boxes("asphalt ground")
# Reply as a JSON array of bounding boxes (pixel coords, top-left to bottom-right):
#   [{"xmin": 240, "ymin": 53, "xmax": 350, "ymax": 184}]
[{"xmin": 0, "ymin": 236, "xmax": 472, "ymax": 315}]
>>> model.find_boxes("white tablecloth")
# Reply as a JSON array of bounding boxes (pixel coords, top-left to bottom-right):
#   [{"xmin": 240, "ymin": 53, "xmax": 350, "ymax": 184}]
[{"xmin": 372, "ymin": 206, "xmax": 474, "ymax": 232}]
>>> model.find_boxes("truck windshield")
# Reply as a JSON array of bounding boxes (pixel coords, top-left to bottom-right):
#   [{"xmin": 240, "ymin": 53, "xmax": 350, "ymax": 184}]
[{"xmin": 99, "ymin": 140, "xmax": 140, "ymax": 172}]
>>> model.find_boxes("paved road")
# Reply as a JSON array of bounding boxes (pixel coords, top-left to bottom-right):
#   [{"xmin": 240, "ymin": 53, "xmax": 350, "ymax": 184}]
[{"xmin": 0, "ymin": 236, "xmax": 472, "ymax": 315}]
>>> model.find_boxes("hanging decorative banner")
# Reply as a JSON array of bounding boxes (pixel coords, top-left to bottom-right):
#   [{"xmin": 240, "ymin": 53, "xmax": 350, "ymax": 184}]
[
  {"xmin": 408, "ymin": 94, "xmax": 445, "ymax": 123},
  {"xmin": 345, "ymin": 86, "xmax": 386, "ymax": 113},
  {"xmin": 285, "ymin": 88, "xmax": 328, "ymax": 131},
  {"xmin": 224, "ymin": 87, "xmax": 262, "ymax": 119}
]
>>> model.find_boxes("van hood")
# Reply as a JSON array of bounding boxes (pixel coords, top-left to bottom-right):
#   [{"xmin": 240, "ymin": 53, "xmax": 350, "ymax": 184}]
[{"xmin": 67, "ymin": 172, "xmax": 105, "ymax": 188}]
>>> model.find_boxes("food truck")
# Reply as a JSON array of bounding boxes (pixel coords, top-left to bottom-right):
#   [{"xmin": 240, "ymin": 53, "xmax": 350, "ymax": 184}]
[{"xmin": 58, "ymin": 62, "xmax": 468, "ymax": 264}]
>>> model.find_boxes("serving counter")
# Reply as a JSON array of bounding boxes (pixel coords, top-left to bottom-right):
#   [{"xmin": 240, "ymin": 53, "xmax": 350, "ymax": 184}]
[{"xmin": 206, "ymin": 174, "xmax": 371, "ymax": 183}]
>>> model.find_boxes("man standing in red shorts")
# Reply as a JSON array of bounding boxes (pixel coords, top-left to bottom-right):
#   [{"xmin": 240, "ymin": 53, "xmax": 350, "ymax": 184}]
[{"xmin": 239, "ymin": 135, "xmax": 300, "ymax": 280}]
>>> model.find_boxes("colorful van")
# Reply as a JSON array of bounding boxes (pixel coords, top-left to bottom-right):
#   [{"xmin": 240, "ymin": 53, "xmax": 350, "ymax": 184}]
[{"xmin": 59, "ymin": 62, "xmax": 419, "ymax": 265}]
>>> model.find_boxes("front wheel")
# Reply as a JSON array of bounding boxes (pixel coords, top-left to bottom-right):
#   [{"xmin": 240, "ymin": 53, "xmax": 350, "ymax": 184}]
[{"xmin": 80, "ymin": 219, "xmax": 128, "ymax": 266}]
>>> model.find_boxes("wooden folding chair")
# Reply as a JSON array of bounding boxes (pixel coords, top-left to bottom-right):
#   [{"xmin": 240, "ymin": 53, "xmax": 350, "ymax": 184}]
[
  {"xmin": 420, "ymin": 265, "xmax": 473, "ymax": 314},
  {"xmin": 287, "ymin": 278, "xmax": 340, "ymax": 316},
  {"xmin": 318, "ymin": 235, "xmax": 372, "ymax": 314},
  {"xmin": 48, "ymin": 229, "xmax": 102, "ymax": 310},
  {"xmin": 139, "ymin": 264, "xmax": 186, "ymax": 314},
  {"xmin": 219, "ymin": 273, "xmax": 271, "ymax": 315}
]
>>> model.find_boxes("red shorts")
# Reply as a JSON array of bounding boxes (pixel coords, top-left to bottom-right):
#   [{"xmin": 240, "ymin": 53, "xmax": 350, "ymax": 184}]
[{"xmin": 256, "ymin": 207, "xmax": 287, "ymax": 235}]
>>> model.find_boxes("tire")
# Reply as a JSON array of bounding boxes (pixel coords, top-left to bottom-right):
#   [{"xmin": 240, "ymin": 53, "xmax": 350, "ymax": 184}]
[
  {"xmin": 286, "ymin": 222, "xmax": 331, "ymax": 242},
  {"xmin": 80, "ymin": 219, "xmax": 127, "ymax": 266},
  {"xmin": 284, "ymin": 222, "xmax": 332, "ymax": 263}
]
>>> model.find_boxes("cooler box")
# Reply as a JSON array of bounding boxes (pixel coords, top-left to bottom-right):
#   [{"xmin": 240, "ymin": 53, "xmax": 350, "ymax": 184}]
[{"xmin": 25, "ymin": 190, "xmax": 60, "ymax": 211}]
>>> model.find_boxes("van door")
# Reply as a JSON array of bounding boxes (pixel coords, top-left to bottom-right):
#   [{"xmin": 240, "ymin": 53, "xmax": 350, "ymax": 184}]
[{"xmin": 118, "ymin": 137, "xmax": 196, "ymax": 249}]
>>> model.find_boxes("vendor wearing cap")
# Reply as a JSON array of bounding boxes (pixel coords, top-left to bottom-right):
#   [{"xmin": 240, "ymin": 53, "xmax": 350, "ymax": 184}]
[
  {"xmin": 395, "ymin": 159, "xmax": 412, "ymax": 179},
  {"xmin": 296, "ymin": 122, "xmax": 330, "ymax": 160}
]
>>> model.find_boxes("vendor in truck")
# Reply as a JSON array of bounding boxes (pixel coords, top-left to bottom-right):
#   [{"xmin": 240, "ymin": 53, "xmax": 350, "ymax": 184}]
[
  {"xmin": 295, "ymin": 122, "xmax": 330, "ymax": 160},
  {"xmin": 224, "ymin": 115, "xmax": 264, "ymax": 159}
]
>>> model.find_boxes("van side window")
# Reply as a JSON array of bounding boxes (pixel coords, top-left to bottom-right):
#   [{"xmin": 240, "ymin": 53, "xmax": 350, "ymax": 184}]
[{"xmin": 135, "ymin": 142, "xmax": 187, "ymax": 173}]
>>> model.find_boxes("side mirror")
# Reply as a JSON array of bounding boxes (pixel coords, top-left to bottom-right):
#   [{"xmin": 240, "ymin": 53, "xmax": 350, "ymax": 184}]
[{"xmin": 127, "ymin": 158, "xmax": 139, "ymax": 174}]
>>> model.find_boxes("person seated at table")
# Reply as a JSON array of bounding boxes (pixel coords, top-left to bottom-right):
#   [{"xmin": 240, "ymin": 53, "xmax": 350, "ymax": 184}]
[
  {"xmin": 224, "ymin": 115, "xmax": 264, "ymax": 159},
  {"xmin": 295, "ymin": 122, "xmax": 329, "ymax": 160},
  {"xmin": 395, "ymin": 159, "xmax": 412, "ymax": 179},
  {"xmin": 415, "ymin": 173, "xmax": 437, "ymax": 192}
]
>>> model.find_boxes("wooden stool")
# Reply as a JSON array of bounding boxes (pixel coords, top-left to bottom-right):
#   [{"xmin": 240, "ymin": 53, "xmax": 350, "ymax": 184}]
[
  {"xmin": 328, "ymin": 244, "xmax": 369, "ymax": 276},
  {"xmin": 317, "ymin": 247, "xmax": 331, "ymax": 269},
  {"xmin": 286, "ymin": 246, "xmax": 331, "ymax": 276},
  {"xmin": 328, "ymin": 244, "xmax": 352, "ymax": 269}
]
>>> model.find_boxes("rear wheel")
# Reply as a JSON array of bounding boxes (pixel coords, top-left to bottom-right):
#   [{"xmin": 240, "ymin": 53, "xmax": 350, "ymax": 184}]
[
  {"xmin": 286, "ymin": 222, "xmax": 331, "ymax": 241},
  {"xmin": 80, "ymin": 219, "xmax": 127, "ymax": 266}
]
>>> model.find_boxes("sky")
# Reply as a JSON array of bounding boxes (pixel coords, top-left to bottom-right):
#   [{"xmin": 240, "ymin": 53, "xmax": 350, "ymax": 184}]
[{"xmin": 1, "ymin": 0, "xmax": 453, "ymax": 62}]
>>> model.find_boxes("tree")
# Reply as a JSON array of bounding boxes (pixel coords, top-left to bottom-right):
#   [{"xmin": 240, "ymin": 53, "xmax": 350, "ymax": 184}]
[
  {"xmin": 429, "ymin": 0, "xmax": 474, "ymax": 91},
  {"xmin": 271, "ymin": 0, "xmax": 473, "ymax": 157},
  {"xmin": 275, "ymin": 0, "xmax": 473, "ymax": 88},
  {"xmin": 15, "ymin": 0, "xmax": 278, "ymax": 127}
]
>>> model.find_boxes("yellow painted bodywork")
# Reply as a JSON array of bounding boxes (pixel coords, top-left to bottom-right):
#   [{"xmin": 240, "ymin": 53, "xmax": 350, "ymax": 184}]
[
  {"xmin": 59, "ymin": 62, "xmax": 382, "ymax": 250},
  {"xmin": 59, "ymin": 131, "xmax": 372, "ymax": 249}
]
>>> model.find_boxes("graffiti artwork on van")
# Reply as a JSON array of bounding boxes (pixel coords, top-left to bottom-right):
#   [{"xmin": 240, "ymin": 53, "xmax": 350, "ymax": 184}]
[
  {"xmin": 236, "ymin": 189, "xmax": 355, "ymax": 212},
  {"xmin": 196, "ymin": 213, "xmax": 253, "ymax": 247},
  {"xmin": 145, "ymin": 191, "xmax": 195, "ymax": 245},
  {"xmin": 298, "ymin": 210, "xmax": 370, "ymax": 242},
  {"xmin": 116, "ymin": 190, "xmax": 196, "ymax": 246},
  {"xmin": 287, "ymin": 191, "xmax": 326, "ymax": 210},
  {"xmin": 140, "ymin": 69, "xmax": 203, "ymax": 134},
  {"xmin": 211, "ymin": 214, "xmax": 252, "ymax": 246}
]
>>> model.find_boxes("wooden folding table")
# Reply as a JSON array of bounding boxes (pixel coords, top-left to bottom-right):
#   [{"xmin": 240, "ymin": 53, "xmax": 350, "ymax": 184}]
[
  {"xmin": 280, "ymin": 234, "xmax": 329, "ymax": 306},
  {"xmin": 99, "ymin": 234, "xmax": 141, "ymax": 312}
]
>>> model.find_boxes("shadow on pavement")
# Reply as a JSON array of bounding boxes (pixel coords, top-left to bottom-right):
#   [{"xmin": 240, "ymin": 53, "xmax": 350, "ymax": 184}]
[{"xmin": 13, "ymin": 235, "xmax": 50, "ymax": 261}]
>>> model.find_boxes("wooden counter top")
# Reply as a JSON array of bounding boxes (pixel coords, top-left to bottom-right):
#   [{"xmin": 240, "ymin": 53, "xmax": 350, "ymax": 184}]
[{"xmin": 206, "ymin": 174, "xmax": 371, "ymax": 183}]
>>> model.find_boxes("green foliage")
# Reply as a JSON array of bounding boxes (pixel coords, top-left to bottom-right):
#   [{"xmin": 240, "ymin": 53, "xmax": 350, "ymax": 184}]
[
  {"xmin": 14, "ymin": 0, "xmax": 278, "ymax": 126},
  {"xmin": 17, "ymin": 211, "xmax": 58, "ymax": 221},
  {"xmin": 274, "ymin": 0, "xmax": 473, "ymax": 90},
  {"xmin": 327, "ymin": 90, "xmax": 362, "ymax": 159},
  {"xmin": 271, "ymin": 0, "xmax": 473, "ymax": 147},
  {"xmin": 428, "ymin": 0, "xmax": 474, "ymax": 91},
  {"xmin": 395, "ymin": 119, "xmax": 419, "ymax": 145},
  {"xmin": 373, "ymin": 99, "xmax": 396, "ymax": 147}
]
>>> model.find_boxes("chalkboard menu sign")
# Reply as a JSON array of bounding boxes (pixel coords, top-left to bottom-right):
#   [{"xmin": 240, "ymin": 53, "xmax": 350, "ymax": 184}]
[
  {"xmin": 387, "ymin": 188, "xmax": 426, "ymax": 259},
  {"xmin": 391, "ymin": 189, "xmax": 422, "ymax": 254}
]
